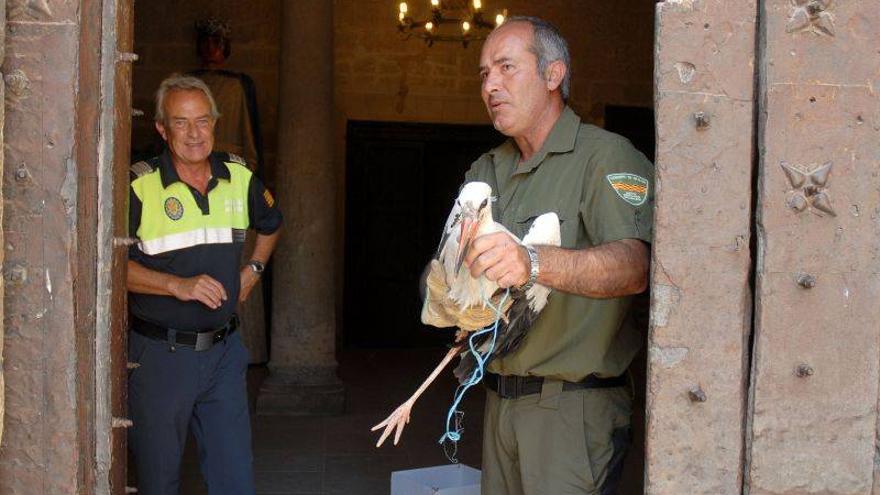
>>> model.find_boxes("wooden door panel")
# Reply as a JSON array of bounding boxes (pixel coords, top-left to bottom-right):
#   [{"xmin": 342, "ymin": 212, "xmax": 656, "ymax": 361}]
[
  {"xmin": 646, "ymin": 1, "xmax": 758, "ymax": 493},
  {"xmin": 747, "ymin": 2, "xmax": 880, "ymax": 491},
  {"xmin": 343, "ymin": 122, "xmax": 503, "ymax": 348}
]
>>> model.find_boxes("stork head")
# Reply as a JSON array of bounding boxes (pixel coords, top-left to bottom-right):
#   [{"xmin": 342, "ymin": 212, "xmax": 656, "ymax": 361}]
[{"xmin": 456, "ymin": 182, "xmax": 493, "ymax": 272}]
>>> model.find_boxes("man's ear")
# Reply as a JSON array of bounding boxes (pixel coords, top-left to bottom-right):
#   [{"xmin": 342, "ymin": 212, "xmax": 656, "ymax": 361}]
[
  {"xmin": 155, "ymin": 120, "xmax": 168, "ymax": 141},
  {"xmin": 545, "ymin": 60, "xmax": 566, "ymax": 93}
]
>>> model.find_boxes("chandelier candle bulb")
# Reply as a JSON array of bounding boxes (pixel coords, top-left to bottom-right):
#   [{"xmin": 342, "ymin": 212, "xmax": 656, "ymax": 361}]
[{"xmin": 395, "ymin": 0, "xmax": 504, "ymax": 47}]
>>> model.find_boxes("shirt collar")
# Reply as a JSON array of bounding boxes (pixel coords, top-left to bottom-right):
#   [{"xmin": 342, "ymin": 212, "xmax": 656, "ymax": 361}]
[
  {"xmin": 158, "ymin": 148, "xmax": 231, "ymax": 189},
  {"xmin": 490, "ymin": 106, "xmax": 581, "ymax": 175}
]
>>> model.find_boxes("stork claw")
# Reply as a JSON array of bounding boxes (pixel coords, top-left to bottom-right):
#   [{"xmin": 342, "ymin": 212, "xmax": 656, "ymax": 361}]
[
  {"xmin": 372, "ymin": 400, "xmax": 414, "ymax": 447},
  {"xmin": 371, "ymin": 345, "xmax": 463, "ymax": 448}
]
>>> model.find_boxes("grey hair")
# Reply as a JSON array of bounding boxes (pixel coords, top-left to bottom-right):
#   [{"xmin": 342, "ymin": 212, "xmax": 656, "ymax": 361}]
[
  {"xmin": 154, "ymin": 74, "xmax": 221, "ymax": 124},
  {"xmin": 503, "ymin": 16, "xmax": 571, "ymax": 101}
]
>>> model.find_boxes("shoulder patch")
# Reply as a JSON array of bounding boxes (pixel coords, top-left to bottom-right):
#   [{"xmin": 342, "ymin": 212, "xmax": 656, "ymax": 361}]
[
  {"xmin": 606, "ymin": 173, "xmax": 649, "ymax": 206},
  {"xmin": 226, "ymin": 152, "xmax": 247, "ymax": 166},
  {"xmin": 129, "ymin": 161, "xmax": 154, "ymax": 178},
  {"xmin": 263, "ymin": 189, "xmax": 275, "ymax": 208}
]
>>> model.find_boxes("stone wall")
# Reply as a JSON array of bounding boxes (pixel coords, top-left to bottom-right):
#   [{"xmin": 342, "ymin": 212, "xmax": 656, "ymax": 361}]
[
  {"xmin": 332, "ymin": 0, "xmax": 655, "ymax": 343},
  {"xmin": 335, "ymin": 0, "xmax": 654, "ymax": 126},
  {"xmin": 130, "ymin": 0, "xmax": 654, "ymax": 182},
  {"xmin": 130, "ymin": 0, "xmax": 281, "ymax": 183}
]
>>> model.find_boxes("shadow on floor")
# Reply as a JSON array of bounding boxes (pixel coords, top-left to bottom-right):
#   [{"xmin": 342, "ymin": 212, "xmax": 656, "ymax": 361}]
[
  {"xmin": 170, "ymin": 345, "xmax": 647, "ymax": 494},
  {"xmin": 180, "ymin": 348, "xmax": 484, "ymax": 495}
]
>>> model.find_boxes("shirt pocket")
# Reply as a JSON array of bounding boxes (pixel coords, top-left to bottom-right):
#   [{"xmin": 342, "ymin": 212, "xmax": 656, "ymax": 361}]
[{"xmin": 510, "ymin": 206, "xmax": 577, "ymax": 248}]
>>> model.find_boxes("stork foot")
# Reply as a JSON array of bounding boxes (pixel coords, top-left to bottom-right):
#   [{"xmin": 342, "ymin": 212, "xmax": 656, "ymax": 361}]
[{"xmin": 371, "ymin": 401, "xmax": 414, "ymax": 447}]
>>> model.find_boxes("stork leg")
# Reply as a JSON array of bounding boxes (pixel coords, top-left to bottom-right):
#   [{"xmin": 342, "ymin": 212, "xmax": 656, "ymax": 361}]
[{"xmin": 371, "ymin": 344, "xmax": 464, "ymax": 447}]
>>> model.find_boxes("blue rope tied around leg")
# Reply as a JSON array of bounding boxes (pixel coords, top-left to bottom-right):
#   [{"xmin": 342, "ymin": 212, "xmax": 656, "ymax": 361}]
[{"xmin": 439, "ymin": 289, "xmax": 510, "ymax": 462}]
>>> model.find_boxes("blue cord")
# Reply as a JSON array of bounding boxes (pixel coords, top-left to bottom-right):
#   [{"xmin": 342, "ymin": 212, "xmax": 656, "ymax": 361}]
[{"xmin": 439, "ymin": 289, "xmax": 510, "ymax": 460}]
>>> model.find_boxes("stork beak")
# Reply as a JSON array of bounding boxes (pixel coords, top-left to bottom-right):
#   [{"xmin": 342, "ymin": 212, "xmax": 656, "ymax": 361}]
[{"xmin": 456, "ymin": 216, "xmax": 479, "ymax": 273}]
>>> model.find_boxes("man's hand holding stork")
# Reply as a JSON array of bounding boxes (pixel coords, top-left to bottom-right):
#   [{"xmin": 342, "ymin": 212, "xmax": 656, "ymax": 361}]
[
  {"xmin": 464, "ymin": 231, "xmax": 531, "ymax": 290},
  {"xmin": 466, "ymin": 232, "xmax": 649, "ymax": 300}
]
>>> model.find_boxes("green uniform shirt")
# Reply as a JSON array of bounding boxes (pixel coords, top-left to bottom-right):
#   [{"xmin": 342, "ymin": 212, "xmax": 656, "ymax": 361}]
[{"xmin": 465, "ymin": 107, "xmax": 654, "ymax": 382}]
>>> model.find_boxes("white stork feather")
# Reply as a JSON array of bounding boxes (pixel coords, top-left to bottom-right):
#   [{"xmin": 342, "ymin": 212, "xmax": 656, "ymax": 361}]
[{"xmin": 435, "ymin": 181, "xmax": 506, "ymax": 310}]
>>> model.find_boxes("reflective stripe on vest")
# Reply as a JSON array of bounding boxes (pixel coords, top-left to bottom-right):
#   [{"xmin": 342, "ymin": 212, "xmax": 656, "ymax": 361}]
[{"xmin": 131, "ymin": 161, "xmax": 251, "ymax": 255}]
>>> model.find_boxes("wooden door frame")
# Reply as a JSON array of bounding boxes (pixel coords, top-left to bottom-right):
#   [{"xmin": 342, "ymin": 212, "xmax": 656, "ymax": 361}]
[{"xmin": 88, "ymin": 0, "xmax": 134, "ymax": 493}]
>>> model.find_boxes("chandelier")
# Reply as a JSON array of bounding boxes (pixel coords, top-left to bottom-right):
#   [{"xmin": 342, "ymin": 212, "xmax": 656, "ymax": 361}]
[{"xmin": 397, "ymin": 0, "xmax": 507, "ymax": 48}]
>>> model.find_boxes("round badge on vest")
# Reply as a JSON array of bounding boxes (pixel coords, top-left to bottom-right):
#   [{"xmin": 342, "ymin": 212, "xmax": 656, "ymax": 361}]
[{"xmin": 164, "ymin": 197, "xmax": 185, "ymax": 220}]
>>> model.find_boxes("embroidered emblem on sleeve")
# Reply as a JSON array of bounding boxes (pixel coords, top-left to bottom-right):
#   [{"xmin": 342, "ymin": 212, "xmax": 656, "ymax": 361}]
[
  {"xmin": 263, "ymin": 189, "xmax": 275, "ymax": 208},
  {"xmin": 164, "ymin": 197, "xmax": 185, "ymax": 220},
  {"xmin": 606, "ymin": 173, "xmax": 649, "ymax": 206}
]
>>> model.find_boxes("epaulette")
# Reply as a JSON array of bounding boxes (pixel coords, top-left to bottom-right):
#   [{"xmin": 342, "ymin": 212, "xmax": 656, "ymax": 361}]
[
  {"xmin": 225, "ymin": 152, "xmax": 247, "ymax": 166},
  {"xmin": 129, "ymin": 160, "xmax": 155, "ymax": 178}
]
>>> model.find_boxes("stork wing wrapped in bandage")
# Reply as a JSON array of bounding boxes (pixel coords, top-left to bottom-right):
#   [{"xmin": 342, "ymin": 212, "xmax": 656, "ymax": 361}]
[{"xmin": 421, "ymin": 259, "xmax": 512, "ymax": 331}]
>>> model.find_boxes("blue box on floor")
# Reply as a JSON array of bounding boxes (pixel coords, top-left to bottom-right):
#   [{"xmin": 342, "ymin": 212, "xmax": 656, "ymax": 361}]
[{"xmin": 391, "ymin": 464, "xmax": 481, "ymax": 495}]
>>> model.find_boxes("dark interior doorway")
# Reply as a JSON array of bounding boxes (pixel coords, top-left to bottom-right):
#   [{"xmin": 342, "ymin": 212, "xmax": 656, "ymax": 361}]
[
  {"xmin": 605, "ymin": 105, "xmax": 656, "ymax": 162},
  {"xmin": 343, "ymin": 121, "xmax": 505, "ymax": 349},
  {"xmin": 603, "ymin": 104, "xmax": 654, "ymax": 495}
]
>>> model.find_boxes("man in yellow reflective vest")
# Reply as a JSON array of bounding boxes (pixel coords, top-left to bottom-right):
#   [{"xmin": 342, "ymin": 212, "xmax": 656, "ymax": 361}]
[{"xmin": 127, "ymin": 74, "xmax": 281, "ymax": 495}]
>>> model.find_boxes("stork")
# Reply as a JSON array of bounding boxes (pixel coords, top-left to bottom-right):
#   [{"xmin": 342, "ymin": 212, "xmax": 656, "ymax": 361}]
[
  {"xmin": 421, "ymin": 181, "xmax": 512, "ymax": 331},
  {"xmin": 372, "ymin": 182, "xmax": 561, "ymax": 447}
]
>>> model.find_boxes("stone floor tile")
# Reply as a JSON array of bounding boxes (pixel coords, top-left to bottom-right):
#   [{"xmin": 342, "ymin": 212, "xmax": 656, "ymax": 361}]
[
  {"xmin": 253, "ymin": 450, "xmax": 323, "ymax": 472},
  {"xmin": 255, "ymin": 471, "xmax": 323, "ymax": 494}
]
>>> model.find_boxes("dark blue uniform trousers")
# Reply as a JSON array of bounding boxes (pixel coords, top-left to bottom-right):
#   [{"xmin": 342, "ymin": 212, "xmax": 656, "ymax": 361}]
[{"xmin": 128, "ymin": 330, "xmax": 255, "ymax": 495}]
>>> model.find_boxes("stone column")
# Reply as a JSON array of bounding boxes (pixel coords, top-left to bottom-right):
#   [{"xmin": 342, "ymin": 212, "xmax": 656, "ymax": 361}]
[{"xmin": 258, "ymin": 0, "xmax": 344, "ymax": 415}]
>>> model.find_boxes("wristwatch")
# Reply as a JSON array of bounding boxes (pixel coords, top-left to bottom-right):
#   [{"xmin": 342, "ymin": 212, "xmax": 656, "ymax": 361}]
[
  {"xmin": 246, "ymin": 260, "xmax": 266, "ymax": 274},
  {"xmin": 516, "ymin": 245, "xmax": 539, "ymax": 292}
]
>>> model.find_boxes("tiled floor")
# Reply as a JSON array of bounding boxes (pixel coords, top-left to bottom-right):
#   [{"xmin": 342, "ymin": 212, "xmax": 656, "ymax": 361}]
[{"xmin": 179, "ymin": 348, "xmax": 485, "ymax": 494}]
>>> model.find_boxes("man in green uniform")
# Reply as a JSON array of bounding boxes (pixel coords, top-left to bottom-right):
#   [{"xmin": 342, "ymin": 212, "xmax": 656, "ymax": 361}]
[{"xmin": 462, "ymin": 16, "xmax": 653, "ymax": 495}]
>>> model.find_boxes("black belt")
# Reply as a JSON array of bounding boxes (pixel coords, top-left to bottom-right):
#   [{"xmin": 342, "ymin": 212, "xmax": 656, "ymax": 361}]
[
  {"xmin": 485, "ymin": 371, "xmax": 627, "ymax": 400},
  {"xmin": 131, "ymin": 314, "xmax": 239, "ymax": 352}
]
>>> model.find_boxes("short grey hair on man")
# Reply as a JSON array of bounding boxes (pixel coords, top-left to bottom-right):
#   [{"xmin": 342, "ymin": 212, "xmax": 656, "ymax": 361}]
[
  {"xmin": 502, "ymin": 16, "xmax": 572, "ymax": 101},
  {"xmin": 154, "ymin": 74, "xmax": 221, "ymax": 124}
]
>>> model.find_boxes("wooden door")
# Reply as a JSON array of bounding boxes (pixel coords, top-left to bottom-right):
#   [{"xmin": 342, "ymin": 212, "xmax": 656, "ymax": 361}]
[
  {"xmin": 746, "ymin": 2, "xmax": 880, "ymax": 493},
  {"xmin": 94, "ymin": 0, "xmax": 135, "ymax": 492},
  {"xmin": 646, "ymin": 1, "xmax": 758, "ymax": 493},
  {"xmin": 343, "ymin": 121, "xmax": 504, "ymax": 348}
]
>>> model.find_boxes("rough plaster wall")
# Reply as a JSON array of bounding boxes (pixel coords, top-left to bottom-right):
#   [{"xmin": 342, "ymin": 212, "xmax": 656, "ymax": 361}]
[
  {"xmin": 646, "ymin": 1, "xmax": 757, "ymax": 493},
  {"xmin": 747, "ymin": 1, "xmax": 880, "ymax": 493},
  {"xmin": 0, "ymin": 0, "xmax": 81, "ymax": 492},
  {"xmin": 130, "ymin": 0, "xmax": 281, "ymax": 183}
]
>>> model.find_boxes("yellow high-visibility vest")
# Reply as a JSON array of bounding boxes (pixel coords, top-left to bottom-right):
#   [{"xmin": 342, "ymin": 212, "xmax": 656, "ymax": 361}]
[{"xmin": 131, "ymin": 160, "xmax": 251, "ymax": 256}]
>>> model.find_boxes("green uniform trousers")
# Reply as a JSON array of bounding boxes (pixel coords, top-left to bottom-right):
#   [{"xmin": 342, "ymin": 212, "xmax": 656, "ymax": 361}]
[{"xmin": 481, "ymin": 380, "xmax": 632, "ymax": 495}]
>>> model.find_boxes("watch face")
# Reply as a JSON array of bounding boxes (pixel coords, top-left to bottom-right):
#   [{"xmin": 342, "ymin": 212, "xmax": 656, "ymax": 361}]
[{"xmin": 250, "ymin": 261, "xmax": 265, "ymax": 273}]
